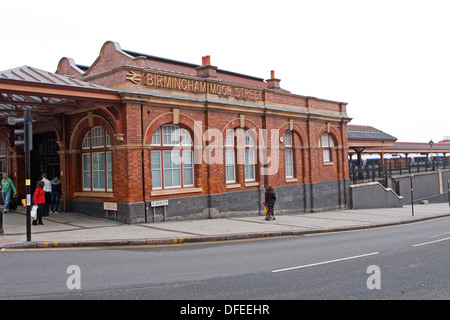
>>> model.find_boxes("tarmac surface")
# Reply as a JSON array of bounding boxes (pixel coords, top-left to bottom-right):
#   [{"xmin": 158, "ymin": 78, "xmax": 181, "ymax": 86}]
[{"xmin": 1, "ymin": 202, "xmax": 450, "ymax": 249}]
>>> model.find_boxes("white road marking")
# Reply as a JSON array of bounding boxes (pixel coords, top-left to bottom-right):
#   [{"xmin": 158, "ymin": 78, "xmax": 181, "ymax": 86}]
[
  {"xmin": 272, "ymin": 252, "xmax": 380, "ymax": 273},
  {"xmin": 429, "ymin": 232, "xmax": 450, "ymax": 238},
  {"xmin": 412, "ymin": 236, "xmax": 450, "ymax": 247}
]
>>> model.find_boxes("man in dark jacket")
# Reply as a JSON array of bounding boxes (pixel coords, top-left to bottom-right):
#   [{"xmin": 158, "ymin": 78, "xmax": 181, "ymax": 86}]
[
  {"xmin": 50, "ymin": 176, "xmax": 62, "ymax": 213},
  {"xmin": 265, "ymin": 186, "xmax": 277, "ymax": 221}
]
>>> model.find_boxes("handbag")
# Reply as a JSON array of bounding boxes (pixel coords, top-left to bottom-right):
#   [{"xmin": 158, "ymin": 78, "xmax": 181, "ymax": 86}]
[{"xmin": 30, "ymin": 205, "xmax": 38, "ymax": 220}]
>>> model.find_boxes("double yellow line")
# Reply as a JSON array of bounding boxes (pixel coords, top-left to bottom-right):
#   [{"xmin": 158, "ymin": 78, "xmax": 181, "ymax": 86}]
[{"xmin": 1, "ymin": 235, "xmax": 297, "ymax": 252}]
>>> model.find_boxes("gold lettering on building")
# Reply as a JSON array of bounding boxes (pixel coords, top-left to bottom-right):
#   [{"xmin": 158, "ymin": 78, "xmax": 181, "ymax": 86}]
[{"xmin": 126, "ymin": 70, "xmax": 262, "ymax": 101}]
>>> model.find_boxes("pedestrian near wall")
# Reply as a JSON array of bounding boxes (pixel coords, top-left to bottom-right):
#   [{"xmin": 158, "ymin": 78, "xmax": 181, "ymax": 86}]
[
  {"xmin": 50, "ymin": 176, "xmax": 62, "ymax": 213},
  {"xmin": 265, "ymin": 186, "xmax": 277, "ymax": 221},
  {"xmin": 41, "ymin": 173, "xmax": 52, "ymax": 216},
  {"xmin": 1, "ymin": 172, "xmax": 17, "ymax": 213},
  {"xmin": 33, "ymin": 180, "xmax": 46, "ymax": 225}
]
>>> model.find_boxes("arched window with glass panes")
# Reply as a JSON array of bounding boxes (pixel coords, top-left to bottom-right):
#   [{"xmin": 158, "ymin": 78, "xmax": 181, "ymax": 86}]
[
  {"xmin": 318, "ymin": 132, "xmax": 335, "ymax": 163},
  {"xmin": 284, "ymin": 130, "xmax": 294, "ymax": 178},
  {"xmin": 81, "ymin": 126, "xmax": 113, "ymax": 192},
  {"xmin": 224, "ymin": 128, "xmax": 256, "ymax": 183},
  {"xmin": 150, "ymin": 125, "xmax": 194, "ymax": 190}
]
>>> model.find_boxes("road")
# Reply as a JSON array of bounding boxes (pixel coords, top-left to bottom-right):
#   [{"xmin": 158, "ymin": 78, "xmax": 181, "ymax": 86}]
[{"xmin": 0, "ymin": 216, "xmax": 449, "ymax": 301}]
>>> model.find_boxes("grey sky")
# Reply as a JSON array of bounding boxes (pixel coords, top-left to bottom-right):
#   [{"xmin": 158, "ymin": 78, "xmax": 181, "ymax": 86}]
[{"xmin": 1, "ymin": 0, "xmax": 449, "ymax": 142}]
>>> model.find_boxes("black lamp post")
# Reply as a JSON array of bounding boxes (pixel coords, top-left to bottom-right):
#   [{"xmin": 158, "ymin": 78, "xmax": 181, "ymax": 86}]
[{"xmin": 429, "ymin": 139, "xmax": 435, "ymax": 171}]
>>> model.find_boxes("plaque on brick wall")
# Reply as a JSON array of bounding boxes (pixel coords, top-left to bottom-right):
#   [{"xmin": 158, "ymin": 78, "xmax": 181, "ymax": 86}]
[
  {"xmin": 151, "ymin": 199, "xmax": 169, "ymax": 207},
  {"xmin": 103, "ymin": 202, "xmax": 118, "ymax": 211}
]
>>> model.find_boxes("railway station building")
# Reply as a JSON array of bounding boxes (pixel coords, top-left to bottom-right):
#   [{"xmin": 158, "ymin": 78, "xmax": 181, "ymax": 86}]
[{"xmin": 0, "ymin": 41, "xmax": 351, "ymax": 223}]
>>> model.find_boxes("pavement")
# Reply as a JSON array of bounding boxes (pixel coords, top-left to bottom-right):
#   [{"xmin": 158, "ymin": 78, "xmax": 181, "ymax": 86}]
[{"xmin": 1, "ymin": 202, "xmax": 450, "ymax": 249}]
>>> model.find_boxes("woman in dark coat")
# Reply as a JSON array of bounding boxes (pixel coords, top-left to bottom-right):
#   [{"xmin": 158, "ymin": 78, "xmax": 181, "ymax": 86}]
[{"xmin": 265, "ymin": 186, "xmax": 276, "ymax": 221}]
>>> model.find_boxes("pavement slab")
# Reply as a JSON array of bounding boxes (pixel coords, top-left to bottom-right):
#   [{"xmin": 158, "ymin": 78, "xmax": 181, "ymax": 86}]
[{"xmin": 1, "ymin": 203, "xmax": 449, "ymax": 249}]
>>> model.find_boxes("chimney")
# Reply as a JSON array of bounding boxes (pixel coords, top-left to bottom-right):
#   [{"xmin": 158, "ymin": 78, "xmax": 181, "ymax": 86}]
[
  {"xmin": 266, "ymin": 70, "xmax": 281, "ymax": 90},
  {"xmin": 196, "ymin": 55, "xmax": 217, "ymax": 78}
]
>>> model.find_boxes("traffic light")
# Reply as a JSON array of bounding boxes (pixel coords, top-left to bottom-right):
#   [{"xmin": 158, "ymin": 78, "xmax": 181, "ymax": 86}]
[
  {"xmin": 13, "ymin": 109, "xmax": 33, "ymax": 152},
  {"xmin": 8, "ymin": 108, "xmax": 34, "ymax": 241}
]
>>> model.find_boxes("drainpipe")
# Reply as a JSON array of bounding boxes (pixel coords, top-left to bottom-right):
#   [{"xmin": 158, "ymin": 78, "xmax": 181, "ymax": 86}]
[{"xmin": 141, "ymin": 104, "xmax": 148, "ymax": 223}]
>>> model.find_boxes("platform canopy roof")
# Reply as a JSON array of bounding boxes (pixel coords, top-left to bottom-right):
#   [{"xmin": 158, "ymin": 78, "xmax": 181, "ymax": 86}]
[
  {"xmin": 348, "ymin": 125, "xmax": 397, "ymax": 151},
  {"xmin": 348, "ymin": 124, "xmax": 450, "ymax": 155},
  {"xmin": 0, "ymin": 66, "xmax": 120, "ymax": 122},
  {"xmin": 370, "ymin": 141, "xmax": 450, "ymax": 155}
]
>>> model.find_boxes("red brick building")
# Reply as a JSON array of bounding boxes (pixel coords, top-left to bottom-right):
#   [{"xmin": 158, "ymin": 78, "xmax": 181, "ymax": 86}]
[{"xmin": 0, "ymin": 41, "xmax": 351, "ymax": 223}]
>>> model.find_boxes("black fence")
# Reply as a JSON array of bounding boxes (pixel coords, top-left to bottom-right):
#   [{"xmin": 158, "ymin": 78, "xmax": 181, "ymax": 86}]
[{"xmin": 350, "ymin": 158, "xmax": 449, "ymax": 187}]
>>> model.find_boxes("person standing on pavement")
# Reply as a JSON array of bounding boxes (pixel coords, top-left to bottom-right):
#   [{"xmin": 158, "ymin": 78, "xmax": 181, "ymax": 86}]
[
  {"xmin": 265, "ymin": 186, "xmax": 277, "ymax": 221},
  {"xmin": 50, "ymin": 175, "xmax": 62, "ymax": 214},
  {"xmin": 41, "ymin": 173, "xmax": 52, "ymax": 216},
  {"xmin": 33, "ymin": 180, "xmax": 46, "ymax": 225},
  {"xmin": 1, "ymin": 172, "xmax": 17, "ymax": 213}
]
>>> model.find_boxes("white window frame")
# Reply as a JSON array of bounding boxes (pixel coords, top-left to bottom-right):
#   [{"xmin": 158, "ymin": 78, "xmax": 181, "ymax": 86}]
[
  {"xmin": 150, "ymin": 125, "xmax": 195, "ymax": 190},
  {"xmin": 91, "ymin": 152, "xmax": 106, "ymax": 191},
  {"xmin": 82, "ymin": 153, "xmax": 91, "ymax": 191},
  {"xmin": 285, "ymin": 131, "xmax": 294, "ymax": 178},
  {"xmin": 244, "ymin": 131, "xmax": 256, "ymax": 182},
  {"xmin": 151, "ymin": 150, "xmax": 162, "ymax": 190},
  {"xmin": 224, "ymin": 130, "xmax": 236, "ymax": 183},
  {"xmin": 81, "ymin": 127, "xmax": 113, "ymax": 192},
  {"xmin": 319, "ymin": 133, "xmax": 335, "ymax": 163}
]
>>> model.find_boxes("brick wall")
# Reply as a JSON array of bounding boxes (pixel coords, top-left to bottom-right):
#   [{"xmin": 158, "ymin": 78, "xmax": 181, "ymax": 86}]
[{"xmin": 0, "ymin": 41, "xmax": 352, "ymax": 222}]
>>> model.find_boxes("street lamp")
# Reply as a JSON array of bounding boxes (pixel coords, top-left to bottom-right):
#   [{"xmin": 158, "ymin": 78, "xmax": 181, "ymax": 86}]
[{"xmin": 429, "ymin": 139, "xmax": 435, "ymax": 171}]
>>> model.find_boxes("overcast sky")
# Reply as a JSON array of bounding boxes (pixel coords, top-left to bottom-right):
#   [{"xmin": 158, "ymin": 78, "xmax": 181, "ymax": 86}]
[{"xmin": 1, "ymin": 0, "xmax": 449, "ymax": 143}]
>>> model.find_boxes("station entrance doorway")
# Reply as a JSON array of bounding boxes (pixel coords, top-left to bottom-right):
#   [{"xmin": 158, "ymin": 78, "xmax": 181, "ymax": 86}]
[{"xmin": 31, "ymin": 131, "xmax": 60, "ymax": 186}]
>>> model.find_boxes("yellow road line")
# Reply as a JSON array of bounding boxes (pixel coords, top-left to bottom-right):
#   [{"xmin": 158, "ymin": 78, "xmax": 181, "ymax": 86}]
[{"xmin": 0, "ymin": 235, "xmax": 297, "ymax": 252}]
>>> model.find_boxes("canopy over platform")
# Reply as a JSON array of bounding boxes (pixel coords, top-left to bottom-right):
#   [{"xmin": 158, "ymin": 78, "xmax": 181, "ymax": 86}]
[{"xmin": 0, "ymin": 66, "xmax": 120, "ymax": 122}]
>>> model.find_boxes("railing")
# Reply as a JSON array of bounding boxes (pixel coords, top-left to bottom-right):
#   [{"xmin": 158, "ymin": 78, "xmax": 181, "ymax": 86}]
[{"xmin": 350, "ymin": 158, "xmax": 449, "ymax": 187}]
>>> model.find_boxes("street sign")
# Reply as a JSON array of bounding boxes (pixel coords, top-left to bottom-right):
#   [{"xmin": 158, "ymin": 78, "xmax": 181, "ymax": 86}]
[
  {"xmin": 151, "ymin": 199, "xmax": 169, "ymax": 207},
  {"xmin": 103, "ymin": 202, "xmax": 118, "ymax": 211}
]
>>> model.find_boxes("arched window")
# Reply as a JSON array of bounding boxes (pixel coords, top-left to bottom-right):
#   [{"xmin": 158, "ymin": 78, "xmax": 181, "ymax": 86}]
[
  {"xmin": 224, "ymin": 130, "xmax": 235, "ymax": 183},
  {"xmin": 284, "ymin": 131, "xmax": 293, "ymax": 178},
  {"xmin": 82, "ymin": 126, "xmax": 112, "ymax": 192},
  {"xmin": 150, "ymin": 125, "xmax": 194, "ymax": 189},
  {"xmin": 244, "ymin": 131, "xmax": 256, "ymax": 181},
  {"xmin": 318, "ymin": 132, "xmax": 335, "ymax": 163},
  {"xmin": 224, "ymin": 128, "xmax": 256, "ymax": 184},
  {"xmin": 0, "ymin": 140, "xmax": 7, "ymax": 174}
]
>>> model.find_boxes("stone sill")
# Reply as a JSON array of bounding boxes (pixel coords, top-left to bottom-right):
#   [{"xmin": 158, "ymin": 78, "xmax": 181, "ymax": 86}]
[
  {"xmin": 74, "ymin": 191, "xmax": 114, "ymax": 198},
  {"xmin": 151, "ymin": 187, "xmax": 203, "ymax": 196},
  {"xmin": 244, "ymin": 181, "xmax": 259, "ymax": 187}
]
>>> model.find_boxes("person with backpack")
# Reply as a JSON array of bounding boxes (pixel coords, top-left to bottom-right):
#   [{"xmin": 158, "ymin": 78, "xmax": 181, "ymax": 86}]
[
  {"xmin": 1, "ymin": 172, "xmax": 17, "ymax": 213},
  {"xmin": 264, "ymin": 186, "xmax": 277, "ymax": 221}
]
